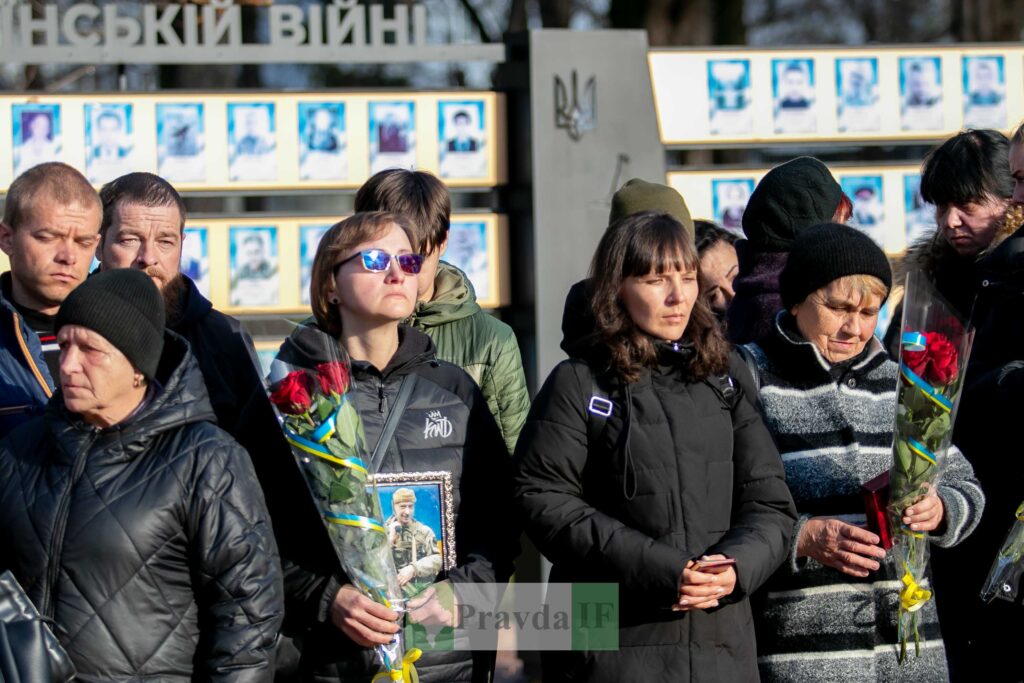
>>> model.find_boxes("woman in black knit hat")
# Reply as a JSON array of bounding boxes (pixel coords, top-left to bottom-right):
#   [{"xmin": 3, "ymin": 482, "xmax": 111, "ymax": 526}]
[
  {"xmin": 742, "ymin": 223, "xmax": 985, "ymax": 681},
  {"xmin": 727, "ymin": 156, "xmax": 852, "ymax": 346},
  {"xmin": 0, "ymin": 268, "xmax": 283, "ymax": 680}
]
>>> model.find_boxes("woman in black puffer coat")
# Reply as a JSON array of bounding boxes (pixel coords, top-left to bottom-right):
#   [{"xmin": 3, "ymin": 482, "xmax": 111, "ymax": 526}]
[
  {"xmin": 237, "ymin": 211, "xmax": 515, "ymax": 683},
  {"xmin": 514, "ymin": 212, "xmax": 797, "ymax": 683},
  {"xmin": 0, "ymin": 270, "xmax": 283, "ymax": 682}
]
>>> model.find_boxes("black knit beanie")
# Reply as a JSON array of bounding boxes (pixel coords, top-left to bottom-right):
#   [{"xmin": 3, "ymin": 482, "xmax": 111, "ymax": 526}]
[
  {"xmin": 56, "ymin": 269, "xmax": 165, "ymax": 379},
  {"xmin": 742, "ymin": 156, "xmax": 844, "ymax": 252},
  {"xmin": 780, "ymin": 223, "xmax": 893, "ymax": 309}
]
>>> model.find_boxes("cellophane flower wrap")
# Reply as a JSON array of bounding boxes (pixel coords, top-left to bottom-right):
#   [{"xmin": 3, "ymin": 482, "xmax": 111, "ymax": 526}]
[
  {"xmin": 265, "ymin": 324, "xmax": 418, "ymax": 682},
  {"xmin": 981, "ymin": 502, "xmax": 1024, "ymax": 604},
  {"xmin": 889, "ymin": 271, "xmax": 974, "ymax": 662}
]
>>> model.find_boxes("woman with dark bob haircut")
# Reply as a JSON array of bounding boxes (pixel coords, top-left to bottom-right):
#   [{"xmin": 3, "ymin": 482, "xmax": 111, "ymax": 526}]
[{"xmin": 513, "ymin": 211, "xmax": 797, "ymax": 682}]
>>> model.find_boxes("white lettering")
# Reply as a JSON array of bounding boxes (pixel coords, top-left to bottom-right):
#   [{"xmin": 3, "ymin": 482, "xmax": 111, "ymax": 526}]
[
  {"xmin": 327, "ymin": 4, "xmax": 364, "ymax": 46},
  {"xmin": 181, "ymin": 4, "xmax": 199, "ymax": 46},
  {"xmin": 209, "ymin": 0, "xmax": 234, "ymax": 9},
  {"xmin": 62, "ymin": 3, "xmax": 100, "ymax": 47},
  {"xmin": 370, "ymin": 4, "xmax": 408, "ymax": 46},
  {"xmin": 103, "ymin": 5, "xmax": 142, "ymax": 47},
  {"xmin": 143, "ymin": 4, "xmax": 181, "ymax": 47},
  {"xmin": 411, "ymin": 4, "xmax": 427, "ymax": 45},
  {"xmin": 269, "ymin": 5, "xmax": 305, "ymax": 46},
  {"xmin": 332, "ymin": 0, "xmax": 358, "ymax": 8},
  {"xmin": 202, "ymin": 5, "xmax": 241, "ymax": 46},
  {"xmin": 18, "ymin": 4, "xmax": 59, "ymax": 47},
  {"xmin": 0, "ymin": 4, "xmax": 12, "ymax": 48},
  {"xmin": 307, "ymin": 3, "xmax": 323, "ymax": 46}
]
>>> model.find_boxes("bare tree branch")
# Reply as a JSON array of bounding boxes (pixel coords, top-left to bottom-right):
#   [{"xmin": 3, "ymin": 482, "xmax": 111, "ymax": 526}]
[{"xmin": 458, "ymin": 0, "xmax": 496, "ymax": 42}]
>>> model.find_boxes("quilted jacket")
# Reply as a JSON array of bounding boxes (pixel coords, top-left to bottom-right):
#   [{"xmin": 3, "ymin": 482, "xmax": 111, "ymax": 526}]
[
  {"xmin": 0, "ymin": 272, "xmax": 54, "ymax": 438},
  {"xmin": 0, "ymin": 332, "xmax": 284, "ymax": 682}
]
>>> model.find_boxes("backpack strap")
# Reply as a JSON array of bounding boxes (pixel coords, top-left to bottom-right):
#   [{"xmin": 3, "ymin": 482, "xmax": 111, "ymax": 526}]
[
  {"xmin": 368, "ymin": 374, "xmax": 417, "ymax": 473},
  {"xmin": 585, "ymin": 373, "xmax": 616, "ymax": 446}
]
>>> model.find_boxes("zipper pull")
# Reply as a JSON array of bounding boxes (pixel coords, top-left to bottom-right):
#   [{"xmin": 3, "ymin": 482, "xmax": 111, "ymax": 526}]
[{"xmin": 378, "ymin": 382, "xmax": 388, "ymax": 413}]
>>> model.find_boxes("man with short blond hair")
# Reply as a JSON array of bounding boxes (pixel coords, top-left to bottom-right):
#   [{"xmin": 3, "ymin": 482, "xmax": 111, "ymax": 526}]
[{"xmin": 0, "ymin": 162, "xmax": 101, "ymax": 436}]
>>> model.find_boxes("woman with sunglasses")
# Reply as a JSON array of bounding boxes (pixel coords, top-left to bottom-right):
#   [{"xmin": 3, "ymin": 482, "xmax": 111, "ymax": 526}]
[{"xmin": 240, "ymin": 211, "xmax": 514, "ymax": 683}]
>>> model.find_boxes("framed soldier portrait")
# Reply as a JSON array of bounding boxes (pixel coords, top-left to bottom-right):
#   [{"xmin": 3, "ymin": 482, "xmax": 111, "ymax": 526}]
[
  {"xmin": 13, "ymin": 103, "xmax": 62, "ymax": 177},
  {"xmin": 372, "ymin": 471, "xmax": 455, "ymax": 599}
]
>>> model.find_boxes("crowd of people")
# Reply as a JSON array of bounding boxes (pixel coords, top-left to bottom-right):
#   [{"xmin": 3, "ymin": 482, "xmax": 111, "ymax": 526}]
[{"xmin": 0, "ymin": 122, "xmax": 1022, "ymax": 683}]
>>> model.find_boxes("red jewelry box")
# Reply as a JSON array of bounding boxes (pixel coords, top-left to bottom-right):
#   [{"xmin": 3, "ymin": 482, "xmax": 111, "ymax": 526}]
[{"xmin": 862, "ymin": 470, "xmax": 893, "ymax": 550}]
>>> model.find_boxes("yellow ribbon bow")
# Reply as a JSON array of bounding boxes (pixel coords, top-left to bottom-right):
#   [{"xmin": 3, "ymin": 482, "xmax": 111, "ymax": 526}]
[
  {"xmin": 371, "ymin": 648, "xmax": 422, "ymax": 683},
  {"xmin": 900, "ymin": 572, "xmax": 933, "ymax": 612}
]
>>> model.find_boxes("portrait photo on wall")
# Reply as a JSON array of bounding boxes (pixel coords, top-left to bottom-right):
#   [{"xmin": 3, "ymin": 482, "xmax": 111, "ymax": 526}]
[
  {"xmin": 181, "ymin": 227, "xmax": 210, "ymax": 299},
  {"xmin": 836, "ymin": 57, "xmax": 881, "ymax": 132},
  {"xmin": 298, "ymin": 102, "xmax": 347, "ymax": 181},
  {"xmin": 711, "ymin": 178, "xmax": 755, "ymax": 233},
  {"xmin": 962, "ymin": 55, "xmax": 1007, "ymax": 130},
  {"xmin": 904, "ymin": 174, "xmax": 937, "ymax": 246},
  {"xmin": 299, "ymin": 224, "xmax": 332, "ymax": 305},
  {"xmin": 445, "ymin": 221, "xmax": 490, "ymax": 301},
  {"xmin": 438, "ymin": 100, "xmax": 487, "ymax": 179},
  {"xmin": 84, "ymin": 103, "xmax": 135, "ymax": 184},
  {"xmin": 900, "ymin": 56, "xmax": 944, "ymax": 131},
  {"xmin": 369, "ymin": 101, "xmax": 416, "ymax": 174},
  {"xmin": 373, "ymin": 471, "xmax": 455, "ymax": 600},
  {"xmin": 229, "ymin": 226, "xmax": 279, "ymax": 307},
  {"xmin": 707, "ymin": 59, "xmax": 753, "ymax": 135},
  {"xmin": 228, "ymin": 102, "xmax": 278, "ymax": 182},
  {"xmin": 840, "ymin": 175, "xmax": 886, "ymax": 247},
  {"xmin": 13, "ymin": 103, "xmax": 62, "ymax": 176},
  {"xmin": 157, "ymin": 103, "xmax": 206, "ymax": 183},
  {"xmin": 772, "ymin": 58, "xmax": 816, "ymax": 134}
]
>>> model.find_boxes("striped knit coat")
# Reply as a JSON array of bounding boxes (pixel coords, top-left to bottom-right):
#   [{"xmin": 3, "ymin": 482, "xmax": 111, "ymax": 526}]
[{"xmin": 747, "ymin": 315, "xmax": 985, "ymax": 682}]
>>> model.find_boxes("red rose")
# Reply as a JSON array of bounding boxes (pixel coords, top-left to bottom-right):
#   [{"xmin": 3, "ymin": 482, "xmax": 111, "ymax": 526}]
[
  {"xmin": 317, "ymin": 361, "xmax": 350, "ymax": 396},
  {"xmin": 924, "ymin": 332, "xmax": 958, "ymax": 385},
  {"xmin": 270, "ymin": 371, "xmax": 313, "ymax": 415},
  {"xmin": 903, "ymin": 332, "xmax": 959, "ymax": 386},
  {"xmin": 903, "ymin": 347, "xmax": 929, "ymax": 377}
]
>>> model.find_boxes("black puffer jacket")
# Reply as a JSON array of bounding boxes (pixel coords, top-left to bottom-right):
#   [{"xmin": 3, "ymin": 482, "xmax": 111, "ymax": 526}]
[
  {"xmin": 932, "ymin": 224, "xmax": 1024, "ymax": 682},
  {"xmin": 169, "ymin": 274, "xmax": 265, "ymax": 438},
  {"xmin": 0, "ymin": 333, "xmax": 284, "ymax": 682},
  {"xmin": 514, "ymin": 335, "xmax": 797, "ymax": 682},
  {"xmin": 237, "ymin": 325, "xmax": 515, "ymax": 683}
]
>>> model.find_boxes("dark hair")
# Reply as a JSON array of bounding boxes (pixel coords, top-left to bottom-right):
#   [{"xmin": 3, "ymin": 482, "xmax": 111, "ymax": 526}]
[
  {"xmin": 694, "ymin": 219, "xmax": 738, "ymax": 255},
  {"xmin": 99, "ymin": 172, "xmax": 187, "ymax": 237},
  {"xmin": 453, "ymin": 110, "xmax": 470, "ymax": 121},
  {"xmin": 310, "ymin": 211, "xmax": 418, "ymax": 338},
  {"xmin": 242, "ymin": 233, "xmax": 264, "ymax": 248},
  {"xmin": 354, "ymin": 169, "xmax": 450, "ymax": 255},
  {"xmin": 920, "ymin": 129, "xmax": 1012, "ymax": 207},
  {"xmin": 589, "ymin": 211, "xmax": 730, "ymax": 383},
  {"xmin": 3, "ymin": 162, "xmax": 100, "ymax": 230}
]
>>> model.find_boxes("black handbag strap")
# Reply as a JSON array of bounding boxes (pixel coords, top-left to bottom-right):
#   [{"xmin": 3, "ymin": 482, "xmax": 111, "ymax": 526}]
[{"xmin": 369, "ymin": 374, "xmax": 417, "ymax": 473}]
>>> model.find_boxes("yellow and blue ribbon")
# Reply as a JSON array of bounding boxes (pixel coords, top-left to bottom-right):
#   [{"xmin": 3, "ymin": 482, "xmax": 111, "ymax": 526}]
[
  {"xmin": 907, "ymin": 437, "xmax": 937, "ymax": 465},
  {"xmin": 323, "ymin": 511, "xmax": 386, "ymax": 534},
  {"xmin": 900, "ymin": 570, "xmax": 932, "ymax": 612},
  {"xmin": 372, "ymin": 648, "xmax": 423, "ymax": 683},
  {"xmin": 899, "ymin": 363, "xmax": 954, "ymax": 413},
  {"xmin": 901, "ymin": 331, "xmax": 927, "ymax": 352},
  {"xmin": 311, "ymin": 400, "xmax": 343, "ymax": 444}
]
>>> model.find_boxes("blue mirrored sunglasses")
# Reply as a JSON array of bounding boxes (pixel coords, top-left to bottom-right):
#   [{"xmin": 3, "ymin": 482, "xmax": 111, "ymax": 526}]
[{"xmin": 335, "ymin": 249, "xmax": 424, "ymax": 275}]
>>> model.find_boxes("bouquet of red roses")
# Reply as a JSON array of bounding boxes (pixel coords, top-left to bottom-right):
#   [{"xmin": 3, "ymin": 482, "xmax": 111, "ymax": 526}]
[
  {"xmin": 265, "ymin": 324, "xmax": 417, "ymax": 681},
  {"xmin": 889, "ymin": 272, "xmax": 974, "ymax": 662}
]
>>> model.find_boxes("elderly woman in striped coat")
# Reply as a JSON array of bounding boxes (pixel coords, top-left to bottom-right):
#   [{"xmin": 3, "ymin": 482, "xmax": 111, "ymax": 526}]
[{"xmin": 743, "ymin": 224, "xmax": 984, "ymax": 682}]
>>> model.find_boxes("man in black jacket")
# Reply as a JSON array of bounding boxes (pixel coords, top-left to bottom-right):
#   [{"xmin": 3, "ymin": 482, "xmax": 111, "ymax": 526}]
[{"xmin": 96, "ymin": 172, "xmax": 265, "ymax": 438}]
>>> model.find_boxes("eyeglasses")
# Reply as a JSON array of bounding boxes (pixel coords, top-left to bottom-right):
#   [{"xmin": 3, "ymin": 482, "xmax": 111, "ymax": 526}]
[{"xmin": 334, "ymin": 249, "xmax": 424, "ymax": 275}]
